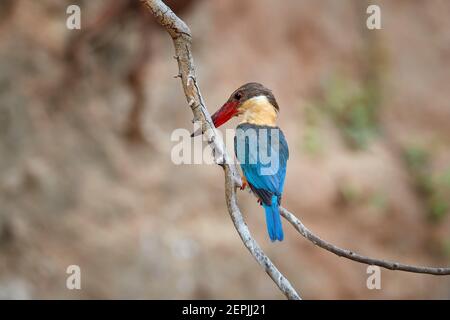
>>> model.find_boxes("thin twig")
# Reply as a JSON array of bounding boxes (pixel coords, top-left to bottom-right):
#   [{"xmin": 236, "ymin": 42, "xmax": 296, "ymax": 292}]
[
  {"xmin": 141, "ymin": 0, "xmax": 301, "ymax": 300},
  {"xmin": 280, "ymin": 207, "xmax": 450, "ymax": 275}
]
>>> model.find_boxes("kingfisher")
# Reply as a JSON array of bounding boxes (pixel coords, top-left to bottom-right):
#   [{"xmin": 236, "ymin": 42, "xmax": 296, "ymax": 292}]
[{"xmin": 210, "ymin": 82, "xmax": 289, "ymax": 242}]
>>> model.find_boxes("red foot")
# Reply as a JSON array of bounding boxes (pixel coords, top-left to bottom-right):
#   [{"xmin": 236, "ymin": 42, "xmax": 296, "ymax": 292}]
[
  {"xmin": 240, "ymin": 180, "xmax": 248, "ymax": 190},
  {"xmin": 257, "ymin": 199, "xmax": 262, "ymax": 206}
]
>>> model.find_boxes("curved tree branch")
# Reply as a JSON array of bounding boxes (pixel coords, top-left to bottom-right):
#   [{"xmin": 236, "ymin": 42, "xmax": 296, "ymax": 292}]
[
  {"xmin": 280, "ymin": 207, "xmax": 450, "ymax": 275},
  {"xmin": 141, "ymin": 0, "xmax": 301, "ymax": 300},
  {"xmin": 141, "ymin": 0, "xmax": 450, "ymax": 299}
]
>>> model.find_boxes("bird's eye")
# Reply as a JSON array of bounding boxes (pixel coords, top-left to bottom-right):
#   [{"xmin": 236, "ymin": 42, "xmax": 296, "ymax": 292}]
[{"xmin": 234, "ymin": 92, "xmax": 242, "ymax": 100}]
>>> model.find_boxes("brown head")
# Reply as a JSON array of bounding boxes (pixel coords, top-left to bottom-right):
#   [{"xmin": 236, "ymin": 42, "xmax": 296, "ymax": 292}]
[{"xmin": 211, "ymin": 82, "xmax": 279, "ymax": 127}]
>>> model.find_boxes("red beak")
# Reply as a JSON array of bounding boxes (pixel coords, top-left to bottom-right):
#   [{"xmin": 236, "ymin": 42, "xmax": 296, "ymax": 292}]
[
  {"xmin": 211, "ymin": 101, "xmax": 239, "ymax": 128},
  {"xmin": 191, "ymin": 101, "xmax": 239, "ymax": 137}
]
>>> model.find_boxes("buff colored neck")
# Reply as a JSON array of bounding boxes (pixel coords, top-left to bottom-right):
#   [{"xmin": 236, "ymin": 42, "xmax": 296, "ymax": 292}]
[{"xmin": 240, "ymin": 96, "xmax": 278, "ymax": 126}]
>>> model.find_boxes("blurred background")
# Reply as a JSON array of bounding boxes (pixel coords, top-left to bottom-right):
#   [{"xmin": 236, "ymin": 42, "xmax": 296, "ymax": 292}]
[{"xmin": 0, "ymin": 0, "xmax": 449, "ymax": 299}]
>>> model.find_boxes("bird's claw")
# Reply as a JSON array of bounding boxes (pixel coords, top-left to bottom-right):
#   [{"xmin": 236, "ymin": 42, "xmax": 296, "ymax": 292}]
[
  {"xmin": 240, "ymin": 181, "xmax": 248, "ymax": 190},
  {"xmin": 257, "ymin": 199, "xmax": 262, "ymax": 206}
]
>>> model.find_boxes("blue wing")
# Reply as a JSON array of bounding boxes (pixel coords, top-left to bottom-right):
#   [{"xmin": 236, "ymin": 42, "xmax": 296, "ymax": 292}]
[
  {"xmin": 234, "ymin": 123, "xmax": 289, "ymax": 205},
  {"xmin": 234, "ymin": 123, "xmax": 289, "ymax": 241}
]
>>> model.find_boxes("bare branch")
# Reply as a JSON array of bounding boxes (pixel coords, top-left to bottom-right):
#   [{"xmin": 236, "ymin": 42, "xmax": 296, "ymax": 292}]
[
  {"xmin": 280, "ymin": 207, "xmax": 450, "ymax": 275},
  {"xmin": 141, "ymin": 0, "xmax": 301, "ymax": 300}
]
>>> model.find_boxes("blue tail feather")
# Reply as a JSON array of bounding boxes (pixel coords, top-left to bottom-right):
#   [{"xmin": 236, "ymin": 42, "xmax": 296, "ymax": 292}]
[{"xmin": 263, "ymin": 196, "xmax": 284, "ymax": 242}]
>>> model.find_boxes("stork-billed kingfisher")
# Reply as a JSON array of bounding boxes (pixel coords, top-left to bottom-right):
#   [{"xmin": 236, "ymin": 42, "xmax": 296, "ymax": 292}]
[{"xmin": 211, "ymin": 83, "xmax": 289, "ymax": 242}]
